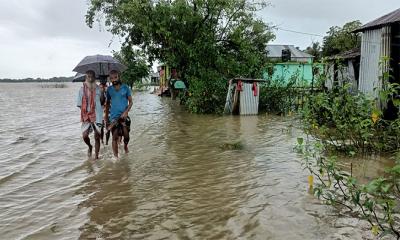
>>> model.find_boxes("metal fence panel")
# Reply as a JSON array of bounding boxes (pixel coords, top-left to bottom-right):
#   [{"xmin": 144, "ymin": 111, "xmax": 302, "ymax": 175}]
[
  {"xmin": 240, "ymin": 83, "xmax": 259, "ymax": 115},
  {"xmin": 359, "ymin": 28, "xmax": 382, "ymax": 98}
]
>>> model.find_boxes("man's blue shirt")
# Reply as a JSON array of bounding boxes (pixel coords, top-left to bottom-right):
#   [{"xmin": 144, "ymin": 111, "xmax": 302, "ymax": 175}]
[{"xmin": 106, "ymin": 84, "xmax": 132, "ymax": 121}]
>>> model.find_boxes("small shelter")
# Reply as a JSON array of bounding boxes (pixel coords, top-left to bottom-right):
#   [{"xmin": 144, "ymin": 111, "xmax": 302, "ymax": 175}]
[
  {"xmin": 325, "ymin": 48, "xmax": 361, "ymax": 91},
  {"xmin": 224, "ymin": 78, "xmax": 265, "ymax": 115},
  {"xmin": 354, "ymin": 8, "xmax": 400, "ymax": 98}
]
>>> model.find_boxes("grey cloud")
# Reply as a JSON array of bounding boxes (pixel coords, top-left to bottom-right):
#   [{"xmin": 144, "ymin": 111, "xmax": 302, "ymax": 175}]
[
  {"xmin": 260, "ymin": 0, "xmax": 399, "ymax": 48},
  {"xmin": 0, "ymin": 0, "xmax": 399, "ymax": 78},
  {"xmin": 0, "ymin": 0, "xmax": 112, "ymax": 42},
  {"xmin": 0, "ymin": 0, "xmax": 120, "ymax": 78}
]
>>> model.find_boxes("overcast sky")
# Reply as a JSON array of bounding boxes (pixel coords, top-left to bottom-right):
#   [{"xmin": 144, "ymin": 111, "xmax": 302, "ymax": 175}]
[{"xmin": 0, "ymin": 0, "xmax": 399, "ymax": 79}]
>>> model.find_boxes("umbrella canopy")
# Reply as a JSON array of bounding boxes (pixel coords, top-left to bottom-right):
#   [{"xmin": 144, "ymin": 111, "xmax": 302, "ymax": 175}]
[
  {"xmin": 72, "ymin": 73, "xmax": 86, "ymax": 82},
  {"xmin": 73, "ymin": 55, "xmax": 127, "ymax": 76}
]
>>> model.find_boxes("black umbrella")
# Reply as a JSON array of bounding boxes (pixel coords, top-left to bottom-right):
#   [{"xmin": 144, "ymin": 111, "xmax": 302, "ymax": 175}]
[
  {"xmin": 73, "ymin": 55, "xmax": 127, "ymax": 76},
  {"xmin": 72, "ymin": 73, "xmax": 86, "ymax": 82}
]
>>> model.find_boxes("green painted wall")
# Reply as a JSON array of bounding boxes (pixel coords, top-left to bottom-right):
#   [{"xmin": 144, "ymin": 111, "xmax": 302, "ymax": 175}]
[{"xmin": 263, "ymin": 62, "xmax": 324, "ymax": 86}]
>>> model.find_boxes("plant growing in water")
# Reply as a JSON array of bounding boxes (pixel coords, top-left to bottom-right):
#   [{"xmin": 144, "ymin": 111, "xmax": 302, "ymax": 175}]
[
  {"xmin": 297, "ymin": 138, "xmax": 400, "ymax": 238},
  {"xmin": 297, "ymin": 56, "xmax": 400, "ymax": 238},
  {"xmin": 301, "ymin": 82, "xmax": 400, "ymax": 153},
  {"xmin": 259, "ymin": 68, "xmax": 309, "ymax": 115}
]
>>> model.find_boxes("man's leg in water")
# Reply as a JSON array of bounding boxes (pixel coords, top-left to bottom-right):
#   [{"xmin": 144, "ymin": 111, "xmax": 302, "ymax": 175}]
[
  {"xmin": 123, "ymin": 125, "xmax": 130, "ymax": 153},
  {"xmin": 100, "ymin": 125, "xmax": 104, "ymax": 144},
  {"xmin": 82, "ymin": 129, "xmax": 92, "ymax": 157},
  {"xmin": 94, "ymin": 129, "xmax": 101, "ymax": 159},
  {"xmin": 111, "ymin": 127, "xmax": 119, "ymax": 158},
  {"xmin": 105, "ymin": 131, "xmax": 110, "ymax": 145}
]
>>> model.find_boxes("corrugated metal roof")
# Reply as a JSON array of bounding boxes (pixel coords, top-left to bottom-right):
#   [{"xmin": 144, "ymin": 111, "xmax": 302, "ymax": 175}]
[
  {"xmin": 326, "ymin": 48, "xmax": 360, "ymax": 60},
  {"xmin": 266, "ymin": 45, "xmax": 314, "ymax": 59},
  {"xmin": 356, "ymin": 8, "xmax": 400, "ymax": 32}
]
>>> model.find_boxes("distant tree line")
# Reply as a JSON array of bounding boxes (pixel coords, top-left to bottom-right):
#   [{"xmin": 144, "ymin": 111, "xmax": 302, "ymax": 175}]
[{"xmin": 0, "ymin": 76, "xmax": 73, "ymax": 83}]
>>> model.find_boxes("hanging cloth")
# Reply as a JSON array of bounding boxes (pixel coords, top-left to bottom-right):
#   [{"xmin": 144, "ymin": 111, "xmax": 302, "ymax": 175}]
[
  {"xmin": 252, "ymin": 82, "xmax": 258, "ymax": 96},
  {"xmin": 237, "ymin": 80, "xmax": 243, "ymax": 91}
]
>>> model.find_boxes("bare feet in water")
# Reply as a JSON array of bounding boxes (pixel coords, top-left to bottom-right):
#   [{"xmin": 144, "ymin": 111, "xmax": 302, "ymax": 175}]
[
  {"xmin": 88, "ymin": 145, "xmax": 93, "ymax": 158},
  {"xmin": 124, "ymin": 144, "xmax": 129, "ymax": 154}
]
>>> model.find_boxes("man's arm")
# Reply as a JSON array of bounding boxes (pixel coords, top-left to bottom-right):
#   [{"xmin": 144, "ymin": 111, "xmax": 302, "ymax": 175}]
[
  {"xmin": 104, "ymin": 90, "xmax": 111, "ymax": 123},
  {"xmin": 105, "ymin": 100, "xmax": 110, "ymax": 123},
  {"xmin": 121, "ymin": 96, "xmax": 133, "ymax": 119}
]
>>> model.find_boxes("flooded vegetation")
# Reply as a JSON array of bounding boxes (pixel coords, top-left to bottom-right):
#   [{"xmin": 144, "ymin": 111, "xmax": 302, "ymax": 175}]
[
  {"xmin": 0, "ymin": 83, "xmax": 395, "ymax": 239},
  {"xmin": 1, "ymin": 0, "xmax": 400, "ymax": 239}
]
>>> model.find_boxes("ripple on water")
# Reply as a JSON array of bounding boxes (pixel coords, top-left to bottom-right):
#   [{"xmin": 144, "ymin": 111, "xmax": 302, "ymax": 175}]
[{"xmin": 0, "ymin": 85, "xmax": 386, "ymax": 240}]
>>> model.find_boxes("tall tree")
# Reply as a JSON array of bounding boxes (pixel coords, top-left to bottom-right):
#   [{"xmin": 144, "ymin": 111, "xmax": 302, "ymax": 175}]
[
  {"xmin": 322, "ymin": 20, "xmax": 362, "ymax": 57},
  {"xmin": 305, "ymin": 42, "xmax": 322, "ymax": 61},
  {"xmin": 113, "ymin": 45, "xmax": 150, "ymax": 89},
  {"xmin": 86, "ymin": 0, "xmax": 275, "ymax": 113}
]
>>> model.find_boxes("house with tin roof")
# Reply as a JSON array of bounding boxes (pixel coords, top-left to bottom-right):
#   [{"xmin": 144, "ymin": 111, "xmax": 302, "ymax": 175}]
[
  {"xmin": 354, "ymin": 8, "xmax": 400, "ymax": 98},
  {"xmin": 264, "ymin": 45, "xmax": 322, "ymax": 86},
  {"xmin": 353, "ymin": 8, "xmax": 400, "ymax": 117}
]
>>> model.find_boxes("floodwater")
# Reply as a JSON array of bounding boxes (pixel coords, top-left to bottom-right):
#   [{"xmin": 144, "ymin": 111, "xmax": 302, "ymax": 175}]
[{"xmin": 0, "ymin": 83, "xmax": 393, "ymax": 240}]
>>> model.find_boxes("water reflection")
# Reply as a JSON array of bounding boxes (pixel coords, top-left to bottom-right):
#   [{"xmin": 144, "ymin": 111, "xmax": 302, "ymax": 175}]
[{"xmin": 77, "ymin": 159, "xmax": 135, "ymax": 239}]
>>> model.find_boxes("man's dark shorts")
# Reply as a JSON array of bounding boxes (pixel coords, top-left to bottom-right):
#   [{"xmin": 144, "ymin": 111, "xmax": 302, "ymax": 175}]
[{"xmin": 111, "ymin": 116, "xmax": 131, "ymax": 133}]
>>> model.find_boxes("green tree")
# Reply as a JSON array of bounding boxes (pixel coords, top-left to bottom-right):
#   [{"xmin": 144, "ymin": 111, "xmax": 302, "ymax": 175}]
[
  {"xmin": 305, "ymin": 42, "xmax": 322, "ymax": 62},
  {"xmin": 322, "ymin": 20, "xmax": 362, "ymax": 57},
  {"xmin": 86, "ymin": 0, "xmax": 275, "ymax": 113},
  {"xmin": 113, "ymin": 45, "xmax": 150, "ymax": 89}
]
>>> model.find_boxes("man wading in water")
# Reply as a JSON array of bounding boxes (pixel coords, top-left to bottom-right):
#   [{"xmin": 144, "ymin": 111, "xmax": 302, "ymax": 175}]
[
  {"xmin": 77, "ymin": 70, "xmax": 105, "ymax": 159},
  {"xmin": 105, "ymin": 70, "xmax": 133, "ymax": 159},
  {"xmin": 99, "ymin": 77, "xmax": 111, "ymax": 145}
]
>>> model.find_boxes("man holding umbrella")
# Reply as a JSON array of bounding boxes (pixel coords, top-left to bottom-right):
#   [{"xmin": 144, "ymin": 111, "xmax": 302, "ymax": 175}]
[
  {"xmin": 76, "ymin": 70, "xmax": 105, "ymax": 159},
  {"xmin": 105, "ymin": 70, "xmax": 133, "ymax": 159},
  {"xmin": 74, "ymin": 54, "xmax": 127, "ymax": 159}
]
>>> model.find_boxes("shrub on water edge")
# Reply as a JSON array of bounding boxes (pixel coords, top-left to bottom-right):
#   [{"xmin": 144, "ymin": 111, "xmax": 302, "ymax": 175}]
[
  {"xmin": 183, "ymin": 71, "xmax": 228, "ymax": 114},
  {"xmin": 259, "ymin": 72, "xmax": 310, "ymax": 115},
  {"xmin": 183, "ymin": 72, "xmax": 307, "ymax": 115},
  {"xmin": 297, "ymin": 81, "xmax": 400, "ymax": 237},
  {"xmin": 297, "ymin": 139, "xmax": 400, "ymax": 238},
  {"xmin": 301, "ymin": 84, "xmax": 400, "ymax": 153}
]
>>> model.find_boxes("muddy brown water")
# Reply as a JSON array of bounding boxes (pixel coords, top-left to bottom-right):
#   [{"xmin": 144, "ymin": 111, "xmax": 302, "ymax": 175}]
[{"xmin": 0, "ymin": 83, "xmax": 394, "ymax": 239}]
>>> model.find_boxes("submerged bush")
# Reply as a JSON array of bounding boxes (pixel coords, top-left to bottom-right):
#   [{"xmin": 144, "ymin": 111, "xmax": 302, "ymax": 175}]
[
  {"xmin": 301, "ymin": 84, "xmax": 400, "ymax": 153},
  {"xmin": 296, "ymin": 57, "xmax": 400, "ymax": 238},
  {"xmin": 183, "ymin": 70, "xmax": 228, "ymax": 114},
  {"xmin": 259, "ymin": 72, "xmax": 310, "ymax": 114},
  {"xmin": 297, "ymin": 139, "xmax": 400, "ymax": 238}
]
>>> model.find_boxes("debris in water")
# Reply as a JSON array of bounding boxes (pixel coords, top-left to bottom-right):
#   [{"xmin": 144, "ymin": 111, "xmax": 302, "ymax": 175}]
[
  {"xmin": 12, "ymin": 136, "xmax": 28, "ymax": 144},
  {"xmin": 50, "ymin": 223, "xmax": 59, "ymax": 233},
  {"xmin": 219, "ymin": 141, "xmax": 244, "ymax": 150}
]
